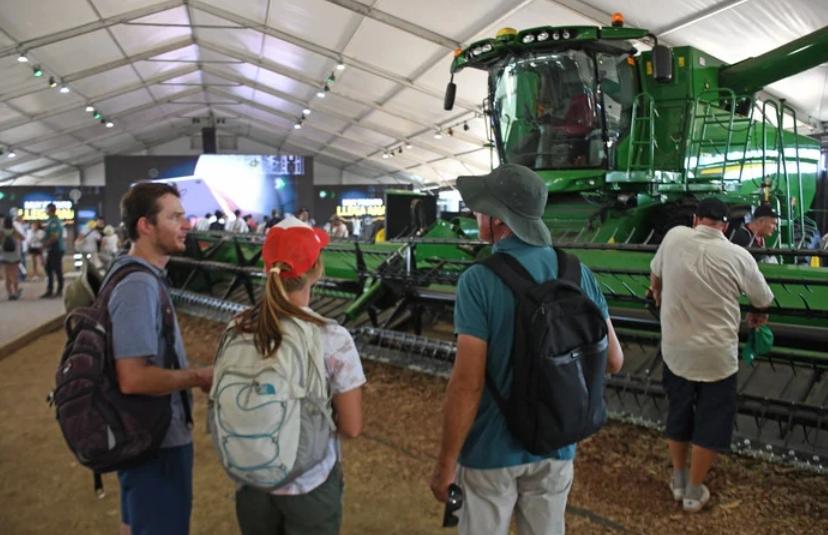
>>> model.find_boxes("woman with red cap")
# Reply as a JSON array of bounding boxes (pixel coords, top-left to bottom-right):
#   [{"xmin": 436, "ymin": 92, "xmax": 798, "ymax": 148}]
[{"xmin": 217, "ymin": 215, "xmax": 366, "ymax": 534}]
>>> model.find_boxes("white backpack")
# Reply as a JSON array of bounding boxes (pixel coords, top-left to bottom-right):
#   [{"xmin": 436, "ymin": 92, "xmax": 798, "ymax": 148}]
[{"xmin": 208, "ymin": 316, "xmax": 335, "ymax": 491}]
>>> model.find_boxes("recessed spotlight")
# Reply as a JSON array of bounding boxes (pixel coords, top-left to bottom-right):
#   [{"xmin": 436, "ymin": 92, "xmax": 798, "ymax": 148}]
[
  {"xmin": 85, "ymin": 105, "xmax": 95, "ymax": 112},
  {"xmin": 405, "ymin": 141, "xmax": 412, "ymax": 149},
  {"xmin": 302, "ymin": 108, "xmax": 311, "ymax": 116},
  {"xmin": 294, "ymin": 123, "xmax": 302, "ymax": 129},
  {"xmin": 316, "ymin": 90, "xmax": 326, "ymax": 98},
  {"xmin": 381, "ymin": 152, "xmax": 389, "ymax": 159},
  {"xmin": 105, "ymin": 121, "xmax": 114, "ymax": 128},
  {"xmin": 59, "ymin": 85, "xmax": 70, "ymax": 94},
  {"xmin": 17, "ymin": 53, "xmax": 28, "ymax": 63},
  {"xmin": 7, "ymin": 150, "xmax": 16, "ymax": 159},
  {"xmin": 336, "ymin": 62, "xmax": 346, "ymax": 71},
  {"xmin": 434, "ymin": 131, "xmax": 443, "ymax": 139}
]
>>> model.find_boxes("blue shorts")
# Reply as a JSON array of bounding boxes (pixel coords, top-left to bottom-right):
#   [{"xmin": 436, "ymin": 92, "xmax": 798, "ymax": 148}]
[
  {"xmin": 118, "ymin": 444, "xmax": 193, "ymax": 535},
  {"xmin": 662, "ymin": 365, "xmax": 737, "ymax": 453}
]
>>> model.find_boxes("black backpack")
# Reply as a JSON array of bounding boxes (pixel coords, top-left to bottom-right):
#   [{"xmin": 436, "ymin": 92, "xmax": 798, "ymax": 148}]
[
  {"xmin": 49, "ymin": 262, "xmax": 192, "ymax": 494},
  {"xmin": 480, "ymin": 249, "xmax": 609, "ymax": 454},
  {"xmin": 2, "ymin": 232, "xmax": 15, "ymax": 252}
]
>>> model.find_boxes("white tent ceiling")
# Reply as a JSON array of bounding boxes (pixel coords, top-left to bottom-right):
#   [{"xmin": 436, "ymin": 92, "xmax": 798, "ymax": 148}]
[{"xmin": 0, "ymin": 0, "xmax": 825, "ymax": 185}]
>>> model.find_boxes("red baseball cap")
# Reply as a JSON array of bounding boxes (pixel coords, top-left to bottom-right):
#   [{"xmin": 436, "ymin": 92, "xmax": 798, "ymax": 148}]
[{"xmin": 262, "ymin": 215, "xmax": 330, "ymax": 278}]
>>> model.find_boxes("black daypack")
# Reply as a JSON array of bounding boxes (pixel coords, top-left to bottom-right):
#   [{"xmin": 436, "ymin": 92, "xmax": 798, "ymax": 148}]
[
  {"xmin": 49, "ymin": 262, "xmax": 192, "ymax": 494},
  {"xmin": 2, "ymin": 232, "xmax": 15, "ymax": 252},
  {"xmin": 481, "ymin": 249, "xmax": 609, "ymax": 454}
]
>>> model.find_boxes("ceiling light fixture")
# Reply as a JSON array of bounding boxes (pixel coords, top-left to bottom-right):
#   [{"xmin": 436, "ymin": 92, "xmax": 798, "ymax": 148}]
[
  {"xmin": 105, "ymin": 121, "xmax": 114, "ymax": 128},
  {"xmin": 463, "ymin": 122, "xmax": 470, "ymax": 131},
  {"xmin": 302, "ymin": 108, "xmax": 311, "ymax": 116},
  {"xmin": 316, "ymin": 88, "xmax": 326, "ymax": 98},
  {"xmin": 32, "ymin": 65, "xmax": 43, "ymax": 77},
  {"xmin": 59, "ymin": 84, "xmax": 70, "ymax": 94},
  {"xmin": 405, "ymin": 141, "xmax": 413, "ymax": 149},
  {"xmin": 85, "ymin": 105, "xmax": 95, "ymax": 112},
  {"xmin": 381, "ymin": 151, "xmax": 389, "ymax": 159},
  {"xmin": 93, "ymin": 111, "xmax": 103, "ymax": 120},
  {"xmin": 398, "ymin": 147, "xmax": 403, "ymax": 155},
  {"xmin": 7, "ymin": 149, "xmax": 16, "ymax": 159},
  {"xmin": 434, "ymin": 130, "xmax": 443, "ymax": 139},
  {"xmin": 336, "ymin": 62, "xmax": 346, "ymax": 71},
  {"xmin": 48, "ymin": 76, "xmax": 58, "ymax": 88},
  {"xmin": 447, "ymin": 127, "xmax": 454, "ymax": 136},
  {"xmin": 17, "ymin": 53, "xmax": 28, "ymax": 63}
]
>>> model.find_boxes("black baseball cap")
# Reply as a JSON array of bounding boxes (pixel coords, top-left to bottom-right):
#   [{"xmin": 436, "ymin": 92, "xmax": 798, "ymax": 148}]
[
  {"xmin": 695, "ymin": 198, "xmax": 728, "ymax": 222},
  {"xmin": 752, "ymin": 204, "xmax": 778, "ymax": 219}
]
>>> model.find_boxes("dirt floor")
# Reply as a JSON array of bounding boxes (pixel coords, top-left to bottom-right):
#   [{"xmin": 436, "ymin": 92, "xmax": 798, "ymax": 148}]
[{"xmin": 0, "ymin": 314, "xmax": 826, "ymax": 534}]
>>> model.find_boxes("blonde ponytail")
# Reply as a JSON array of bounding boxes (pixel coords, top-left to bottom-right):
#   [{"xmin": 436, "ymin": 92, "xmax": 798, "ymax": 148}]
[{"xmin": 236, "ymin": 260, "xmax": 326, "ymax": 357}]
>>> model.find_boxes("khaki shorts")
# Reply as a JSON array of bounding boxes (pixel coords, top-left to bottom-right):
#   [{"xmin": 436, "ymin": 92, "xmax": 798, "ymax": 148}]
[{"xmin": 457, "ymin": 458, "xmax": 574, "ymax": 535}]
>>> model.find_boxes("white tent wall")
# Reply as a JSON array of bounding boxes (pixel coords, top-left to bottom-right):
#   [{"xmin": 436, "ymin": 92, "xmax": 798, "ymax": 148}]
[{"xmin": 0, "ymin": 0, "xmax": 825, "ymax": 189}]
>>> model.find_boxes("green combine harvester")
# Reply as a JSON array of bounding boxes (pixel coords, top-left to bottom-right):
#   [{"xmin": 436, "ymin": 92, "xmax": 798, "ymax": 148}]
[{"xmin": 168, "ymin": 18, "xmax": 828, "ymax": 469}]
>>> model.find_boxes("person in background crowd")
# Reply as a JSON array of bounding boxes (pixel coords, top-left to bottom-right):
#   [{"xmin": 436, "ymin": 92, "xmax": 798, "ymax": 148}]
[
  {"xmin": 330, "ymin": 216, "xmax": 349, "ymax": 239},
  {"xmin": 226, "ymin": 209, "xmax": 248, "ymax": 233},
  {"xmin": 2, "ymin": 217, "xmax": 24, "ymax": 300},
  {"xmin": 108, "ymin": 182, "xmax": 213, "ymax": 535},
  {"xmin": 265, "ymin": 209, "xmax": 283, "ymax": 230},
  {"xmin": 76, "ymin": 220, "xmax": 102, "ymax": 265},
  {"xmin": 12, "ymin": 210, "xmax": 28, "ymax": 280},
  {"xmin": 650, "ymin": 198, "xmax": 774, "ymax": 513},
  {"xmin": 99, "ymin": 225, "xmax": 121, "ymax": 269},
  {"xmin": 243, "ymin": 214, "xmax": 257, "ymax": 233},
  {"xmin": 195, "ymin": 212, "xmax": 212, "ymax": 231},
  {"xmin": 209, "ymin": 210, "xmax": 226, "ymax": 231},
  {"xmin": 41, "ymin": 203, "xmax": 65, "ymax": 299},
  {"xmin": 224, "ymin": 215, "xmax": 365, "ymax": 535},
  {"xmin": 27, "ymin": 221, "xmax": 45, "ymax": 280},
  {"xmin": 731, "ymin": 204, "xmax": 779, "ymax": 263},
  {"xmin": 297, "ymin": 208, "xmax": 315, "ymax": 226}
]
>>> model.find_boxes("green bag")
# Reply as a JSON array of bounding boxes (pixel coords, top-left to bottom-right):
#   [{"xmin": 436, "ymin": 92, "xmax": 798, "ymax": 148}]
[{"xmin": 741, "ymin": 325, "xmax": 774, "ymax": 365}]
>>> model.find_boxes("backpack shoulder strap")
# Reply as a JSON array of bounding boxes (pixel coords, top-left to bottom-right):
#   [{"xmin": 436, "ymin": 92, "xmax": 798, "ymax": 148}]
[
  {"xmin": 479, "ymin": 252, "xmax": 536, "ymax": 296},
  {"xmin": 554, "ymin": 247, "xmax": 582, "ymax": 286},
  {"xmin": 102, "ymin": 262, "xmax": 193, "ymax": 426}
]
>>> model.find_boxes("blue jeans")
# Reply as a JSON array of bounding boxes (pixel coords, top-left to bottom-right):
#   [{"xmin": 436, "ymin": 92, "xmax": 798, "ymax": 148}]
[{"xmin": 118, "ymin": 444, "xmax": 193, "ymax": 535}]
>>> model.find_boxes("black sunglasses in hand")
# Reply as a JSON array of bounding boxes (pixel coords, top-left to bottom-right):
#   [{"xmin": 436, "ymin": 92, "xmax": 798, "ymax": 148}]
[{"xmin": 442, "ymin": 484, "xmax": 463, "ymax": 528}]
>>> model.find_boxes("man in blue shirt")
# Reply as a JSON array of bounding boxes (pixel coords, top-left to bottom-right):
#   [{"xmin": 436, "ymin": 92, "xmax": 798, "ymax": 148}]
[
  {"xmin": 108, "ymin": 182, "xmax": 213, "ymax": 535},
  {"xmin": 41, "ymin": 203, "xmax": 65, "ymax": 298},
  {"xmin": 430, "ymin": 164, "xmax": 624, "ymax": 534}
]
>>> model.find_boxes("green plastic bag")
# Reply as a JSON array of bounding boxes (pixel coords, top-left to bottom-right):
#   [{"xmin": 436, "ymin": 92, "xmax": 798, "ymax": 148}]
[{"xmin": 741, "ymin": 325, "xmax": 774, "ymax": 365}]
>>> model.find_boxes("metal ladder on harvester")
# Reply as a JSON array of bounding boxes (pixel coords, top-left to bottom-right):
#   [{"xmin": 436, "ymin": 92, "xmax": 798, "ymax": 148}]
[{"xmin": 685, "ymin": 89, "xmax": 755, "ymax": 191}]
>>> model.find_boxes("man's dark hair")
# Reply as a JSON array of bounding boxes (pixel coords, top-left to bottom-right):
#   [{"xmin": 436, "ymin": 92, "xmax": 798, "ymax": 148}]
[
  {"xmin": 46, "ymin": 202, "xmax": 56, "ymax": 212},
  {"xmin": 120, "ymin": 182, "xmax": 180, "ymax": 241},
  {"xmin": 234, "ymin": 209, "xmax": 241, "ymax": 217},
  {"xmin": 204, "ymin": 212, "xmax": 211, "ymax": 218}
]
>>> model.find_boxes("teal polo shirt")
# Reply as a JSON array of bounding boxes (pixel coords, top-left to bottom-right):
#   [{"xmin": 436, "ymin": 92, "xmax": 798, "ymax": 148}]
[{"xmin": 454, "ymin": 235, "xmax": 609, "ymax": 469}]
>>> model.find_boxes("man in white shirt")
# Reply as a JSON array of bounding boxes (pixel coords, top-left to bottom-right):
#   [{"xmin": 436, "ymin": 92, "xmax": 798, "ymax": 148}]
[
  {"xmin": 649, "ymin": 198, "xmax": 773, "ymax": 513},
  {"xmin": 225, "ymin": 209, "xmax": 249, "ymax": 233}
]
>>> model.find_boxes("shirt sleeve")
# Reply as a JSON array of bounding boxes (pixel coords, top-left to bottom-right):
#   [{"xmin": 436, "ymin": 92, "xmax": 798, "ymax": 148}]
[
  {"xmin": 739, "ymin": 254, "xmax": 774, "ymax": 308},
  {"xmin": 453, "ymin": 266, "xmax": 490, "ymax": 341},
  {"xmin": 579, "ymin": 264, "xmax": 610, "ymax": 319},
  {"xmin": 108, "ymin": 276, "xmax": 160, "ymax": 360},
  {"xmin": 650, "ymin": 232, "xmax": 667, "ymax": 277},
  {"xmin": 322, "ymin": 324, "xmax": 366, "ymax": 395}
]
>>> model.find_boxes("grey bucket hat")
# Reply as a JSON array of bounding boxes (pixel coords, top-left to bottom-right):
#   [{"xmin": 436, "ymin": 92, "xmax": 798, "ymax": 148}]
[{"xmin": 456, "ymin": 164, "xmax": 551, "ymax": 246}]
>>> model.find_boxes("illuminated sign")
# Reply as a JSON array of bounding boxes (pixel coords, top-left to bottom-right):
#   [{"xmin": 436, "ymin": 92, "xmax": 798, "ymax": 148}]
[
  {"xmin": 23, "ymin": 200, "xmax": 74, "ymax": 221},
  {"xmin": 336, "ymin": 198, "xmax": 385, "ymax": 218}
]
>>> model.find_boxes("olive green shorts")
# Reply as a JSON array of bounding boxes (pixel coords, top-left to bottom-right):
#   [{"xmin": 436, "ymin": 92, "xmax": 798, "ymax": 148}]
[{"xmin": 235, "ymin": 463, "xmax": 343, "ymax": 535}]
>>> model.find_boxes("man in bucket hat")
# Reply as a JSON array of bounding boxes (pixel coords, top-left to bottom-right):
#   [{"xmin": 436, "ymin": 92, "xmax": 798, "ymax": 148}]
[
  {"xmin": 430, "ymin": 164, "xmax": 624, "ymax": 534},
  {"xmin": 649, "ymin": 197, "xmax": 773, "ymax": 512}
]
